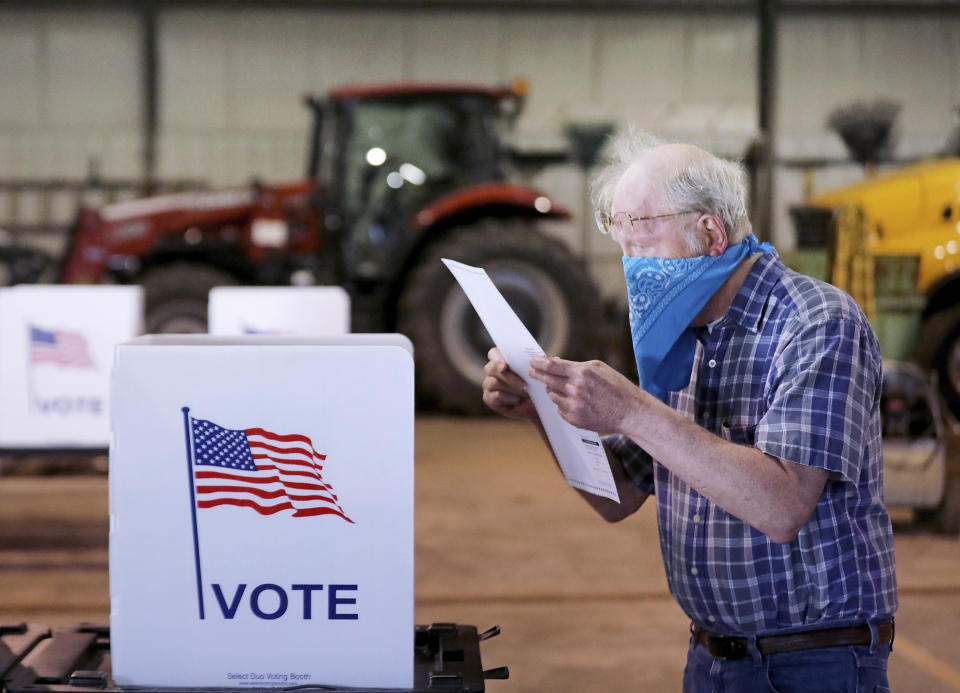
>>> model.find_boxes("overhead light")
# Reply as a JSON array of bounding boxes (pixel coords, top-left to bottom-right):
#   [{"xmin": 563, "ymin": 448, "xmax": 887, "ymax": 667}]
[
  {"xmin": 399, "ymin": 163, "xmax": 426, "ymax": 186},
  {"xmin": 366, "ymin": 147, "xmax": 387, "ymax": 166},
  {"xmin": 386, "ymin": 172, "xmax": 404, "ymax": 189}
]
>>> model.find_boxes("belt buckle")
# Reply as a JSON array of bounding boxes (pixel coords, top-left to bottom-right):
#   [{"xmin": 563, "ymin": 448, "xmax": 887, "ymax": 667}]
[{"xmin": 708, "ymin": 634, "xmax": 748, "ymax": 661}]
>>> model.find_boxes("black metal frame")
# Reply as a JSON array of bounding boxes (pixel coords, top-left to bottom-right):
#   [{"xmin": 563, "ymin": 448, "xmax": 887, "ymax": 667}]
[
  {"xmin": 0, "ymin": 623, "xmax": 507, "ymax": 693},
  {"xmin": 4, "ymin": 1, "xmax": 960, "ymax": 11}
]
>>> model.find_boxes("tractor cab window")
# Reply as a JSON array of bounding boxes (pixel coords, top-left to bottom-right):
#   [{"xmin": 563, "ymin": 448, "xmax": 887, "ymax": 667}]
[{"xmin": 338, "ymin": 96, "xmax": 504, "ymax": 276}]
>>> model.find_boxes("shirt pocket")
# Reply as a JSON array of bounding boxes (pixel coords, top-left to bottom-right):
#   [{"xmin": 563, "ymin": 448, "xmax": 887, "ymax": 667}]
[{"xmin": 719, "ymin": 421, "xmax": 757, "ymax": 446}]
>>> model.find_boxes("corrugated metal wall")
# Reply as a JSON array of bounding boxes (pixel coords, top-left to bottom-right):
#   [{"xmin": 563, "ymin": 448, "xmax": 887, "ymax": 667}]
[{"xmin": 2, "ymin": 6, "xmax": 959, "ymax": 297}]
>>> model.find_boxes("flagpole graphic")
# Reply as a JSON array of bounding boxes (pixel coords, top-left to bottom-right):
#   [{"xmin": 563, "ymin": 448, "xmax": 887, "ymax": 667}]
[
  {"xmin": 26, "ymin": 325, "xmax": 38, "ymax": 413},
  {"xmin": 182, "ymin": 407, "xmax": 206, "ymax": 620}
]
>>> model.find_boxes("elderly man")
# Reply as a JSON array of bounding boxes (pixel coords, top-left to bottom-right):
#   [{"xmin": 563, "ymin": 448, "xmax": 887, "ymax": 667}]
[{"xmin": 481, "ymin": 131, "xmax": 897, "ymax": 692}]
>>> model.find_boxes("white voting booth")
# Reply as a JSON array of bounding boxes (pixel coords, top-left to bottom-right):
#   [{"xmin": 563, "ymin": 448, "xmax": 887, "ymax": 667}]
[
  {"xmin": 109, "ymin": 334, "xmax": 414, "ymax": 689},
  {"xmin": 208, "ymin": 287, "xmax": 351, "ymax": 336},
  {"xmin": 0, "ymin": 285, "xmax": 143, "ymax": 449}
]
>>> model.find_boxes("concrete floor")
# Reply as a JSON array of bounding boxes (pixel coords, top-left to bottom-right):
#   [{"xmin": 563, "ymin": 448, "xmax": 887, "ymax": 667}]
[{"xmin": 2, "ymin": 417, "xmax": 960, "ymax": 692}]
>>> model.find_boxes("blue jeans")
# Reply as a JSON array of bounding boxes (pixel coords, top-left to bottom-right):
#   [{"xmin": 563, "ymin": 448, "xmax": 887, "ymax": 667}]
[{"xmin": 682, "ymin": 631, "xmax": 891, "ymax": 693}]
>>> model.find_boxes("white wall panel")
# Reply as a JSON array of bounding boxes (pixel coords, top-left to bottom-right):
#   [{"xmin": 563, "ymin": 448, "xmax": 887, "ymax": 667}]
[
  {"xmin": 302, "ymin": 10, "xmax": 408, "ymax": 92},
  {"xmin": 407, "ymin": 11, "xmax": 500, "ymax": 83},
  {"xmin": 0, "ymin": 129, "xmax": 140, "ymax": 181},
  {"xmin": 0, "ymin": 10, "xmax": 140, "ymax": 179},
  {"xmin": 779, "ymin": 18, "xmax": 862, "ymax": 137},
  {"xmin": 159, "ymin": 11, "xmax": 230, "ymax": 130},
  {"xmin": 157, "ymin": 132, "xmax": 305, "ymax": 184},
  {"xmin": 45, "ymin": 12, "xmax": 140, "ymax": 128},
  {"xmin": 779, "ymin": 16, "xmax": 960, "ymax": 154},
  {"xmin": 684, "ymin": 18, "xmax": 755, "ymax": 105},
  {"xmin": 501, "ymin": 13, "xmax": 595, "ymax": 134},
  {"xmin": 595, "ymin": 14, "xmax": 686, "ymax": 126},
  {"xmin": 2, "ymin": 131, "xmax": 120, "ymax": 180},
  {"xmin": 228, "ymin": 12, "xmax": 315, "ymax": 131},
  {"xmin": 592, "ymin": 14, "xmax": 756, "ymax": 147},
  {"xmin": 157, "ymin": 8, "xmax": 412, "ymax": 183},
  {"xmin": 154, "ymin": 7, "xmax": 758, "ymax": 191},
  {"xmin": 953, "ymin": 26, "xmax": 960, "ymax": 115},
  {"xmin": 0, "ymin": 14, "xmax": 42, "ymax": 128},
  {"xmin": 861, "ymin": 17, "xmax": 957, "ymax": 139}
]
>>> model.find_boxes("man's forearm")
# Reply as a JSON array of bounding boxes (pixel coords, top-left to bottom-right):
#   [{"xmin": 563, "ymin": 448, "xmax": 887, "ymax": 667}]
[{"xmin": 619, "ymin": 394, "xmax": 826, "ymax": 543}]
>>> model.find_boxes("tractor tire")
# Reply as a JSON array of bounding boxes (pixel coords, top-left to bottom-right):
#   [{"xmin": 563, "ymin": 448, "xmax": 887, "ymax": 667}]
[
  {"xmin": 0, "ymin": 244, "xmax": 55, "ymax": 285},
  {"xmin": 915, "ymin": 425, "xmax": 960, "ymax": 534},
  {"xmin": 398, "ymin": 221, "xmax": 602, "ymax": 415},
  {"xmin": 141, "ymin": 263, "xmax": 237, "ymax": 334},
  {"xmin": 937, "ymin": 474, "xmax": 960, "ymax": 534},
  {"xmin": 916, "ymin": 304, "xmax": 960, "ymax": 419},
  {"xmin": 934, "ymin": 420, "xmax": 960, "ymax": 533}
]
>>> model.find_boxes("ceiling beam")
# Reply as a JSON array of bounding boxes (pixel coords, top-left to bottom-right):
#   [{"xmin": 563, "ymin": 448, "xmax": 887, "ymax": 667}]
[{"xmin": 5, "ymin": 0, "xmax": 959, "ymax": 14}]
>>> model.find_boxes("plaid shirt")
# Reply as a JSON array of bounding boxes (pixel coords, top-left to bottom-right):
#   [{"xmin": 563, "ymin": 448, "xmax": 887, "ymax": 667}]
[{"xmin": 605, "ymin": 251, "xmax": 897, "ymax": 635}]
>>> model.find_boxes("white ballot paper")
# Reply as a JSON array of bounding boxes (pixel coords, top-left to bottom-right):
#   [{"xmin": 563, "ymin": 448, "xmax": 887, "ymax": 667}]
[{"xmin": 443, "ymin": 259, "xmax": 620, "ymax": 503}]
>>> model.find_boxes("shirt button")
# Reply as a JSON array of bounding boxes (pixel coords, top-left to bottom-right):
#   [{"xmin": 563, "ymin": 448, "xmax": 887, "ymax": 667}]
[
  {"xmin": 708, "ymin": 359, "xmax": 717, "ymax": 368},
  {"xmin": 708, "ymin": 615, "xmax": 716, "ymax": 623},
  {"xmin": 693, "ymin": 514, "xmax": 702, "ymax": 523},
  {"xmin": 690, "ymin": 567, "xmax": 699, "ymax": 576}
]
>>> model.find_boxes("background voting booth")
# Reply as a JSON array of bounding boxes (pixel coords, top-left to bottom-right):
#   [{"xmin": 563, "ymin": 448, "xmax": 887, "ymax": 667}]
[
  {"xmin": 110, "ymin": 334, "xmax": 414, "ymax": 689},
  {"xmin": 208, "ymin": 287, "xmax": 351, "ymax": 336},
  {"xmin": 0, "ymin": 285, "xmax": 143, "ymax": 449}
]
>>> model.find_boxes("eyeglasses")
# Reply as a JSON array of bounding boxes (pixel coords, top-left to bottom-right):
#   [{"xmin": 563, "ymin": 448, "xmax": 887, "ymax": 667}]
[{"xmin": 594, "ymin": 209, "xmax": 699, "ymax": 236}]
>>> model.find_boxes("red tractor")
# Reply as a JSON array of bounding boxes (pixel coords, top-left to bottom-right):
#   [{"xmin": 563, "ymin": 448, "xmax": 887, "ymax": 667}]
[{"xmin": 43, "ymin": 82, "xmax": 601, "ymax": 413}]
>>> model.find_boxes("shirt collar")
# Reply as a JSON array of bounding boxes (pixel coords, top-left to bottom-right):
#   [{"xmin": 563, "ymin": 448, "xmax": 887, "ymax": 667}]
[{"xmin": 720, "ymin": 250, "xmax": 785, "ymax": 334}]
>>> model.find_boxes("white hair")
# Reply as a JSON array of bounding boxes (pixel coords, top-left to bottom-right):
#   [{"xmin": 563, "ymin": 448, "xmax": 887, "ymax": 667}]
[{"xmin": 590, "ymin": 126, "xmax": 753, "ymax": 247}]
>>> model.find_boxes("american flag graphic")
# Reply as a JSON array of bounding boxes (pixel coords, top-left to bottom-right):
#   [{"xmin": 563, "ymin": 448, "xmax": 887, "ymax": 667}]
[
  {"xmin": 28, "ymin": 325, "xmax": 96, "ymax": 368},
  {"xmin": 189, "ymin": 416, "xmax": 353, "ymax": 522}
]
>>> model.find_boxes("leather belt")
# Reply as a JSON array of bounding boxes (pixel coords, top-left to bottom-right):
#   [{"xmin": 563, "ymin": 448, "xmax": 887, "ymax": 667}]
[{"xmin": 693, "ymin": 622, "xmax": 894, "ymax": 660}]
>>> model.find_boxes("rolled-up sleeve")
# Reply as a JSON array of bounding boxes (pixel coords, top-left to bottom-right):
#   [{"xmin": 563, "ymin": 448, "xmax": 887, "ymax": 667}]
[
  {"xmin": 755, "ymin": 317, "xmax": 881, "ymax": 484},
  {"xmin": 603, "ymin": 433, "xmax": 656, "ymax": 495}
]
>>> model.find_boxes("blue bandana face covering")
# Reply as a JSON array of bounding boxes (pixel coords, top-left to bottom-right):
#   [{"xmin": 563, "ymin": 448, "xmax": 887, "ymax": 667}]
[{"xmin": 623, "ymin": 234, "xmax": 773, "ymax": 401}]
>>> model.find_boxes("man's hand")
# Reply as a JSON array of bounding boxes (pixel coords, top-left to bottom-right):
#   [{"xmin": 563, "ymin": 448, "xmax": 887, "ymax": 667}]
[
  {"xmin": 528, "ymin": 356, "xmax": 643, "ymax": 433},
  {"xmin": 482, "ymin": 347, "xmax": 538, "ymax": 421}
]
